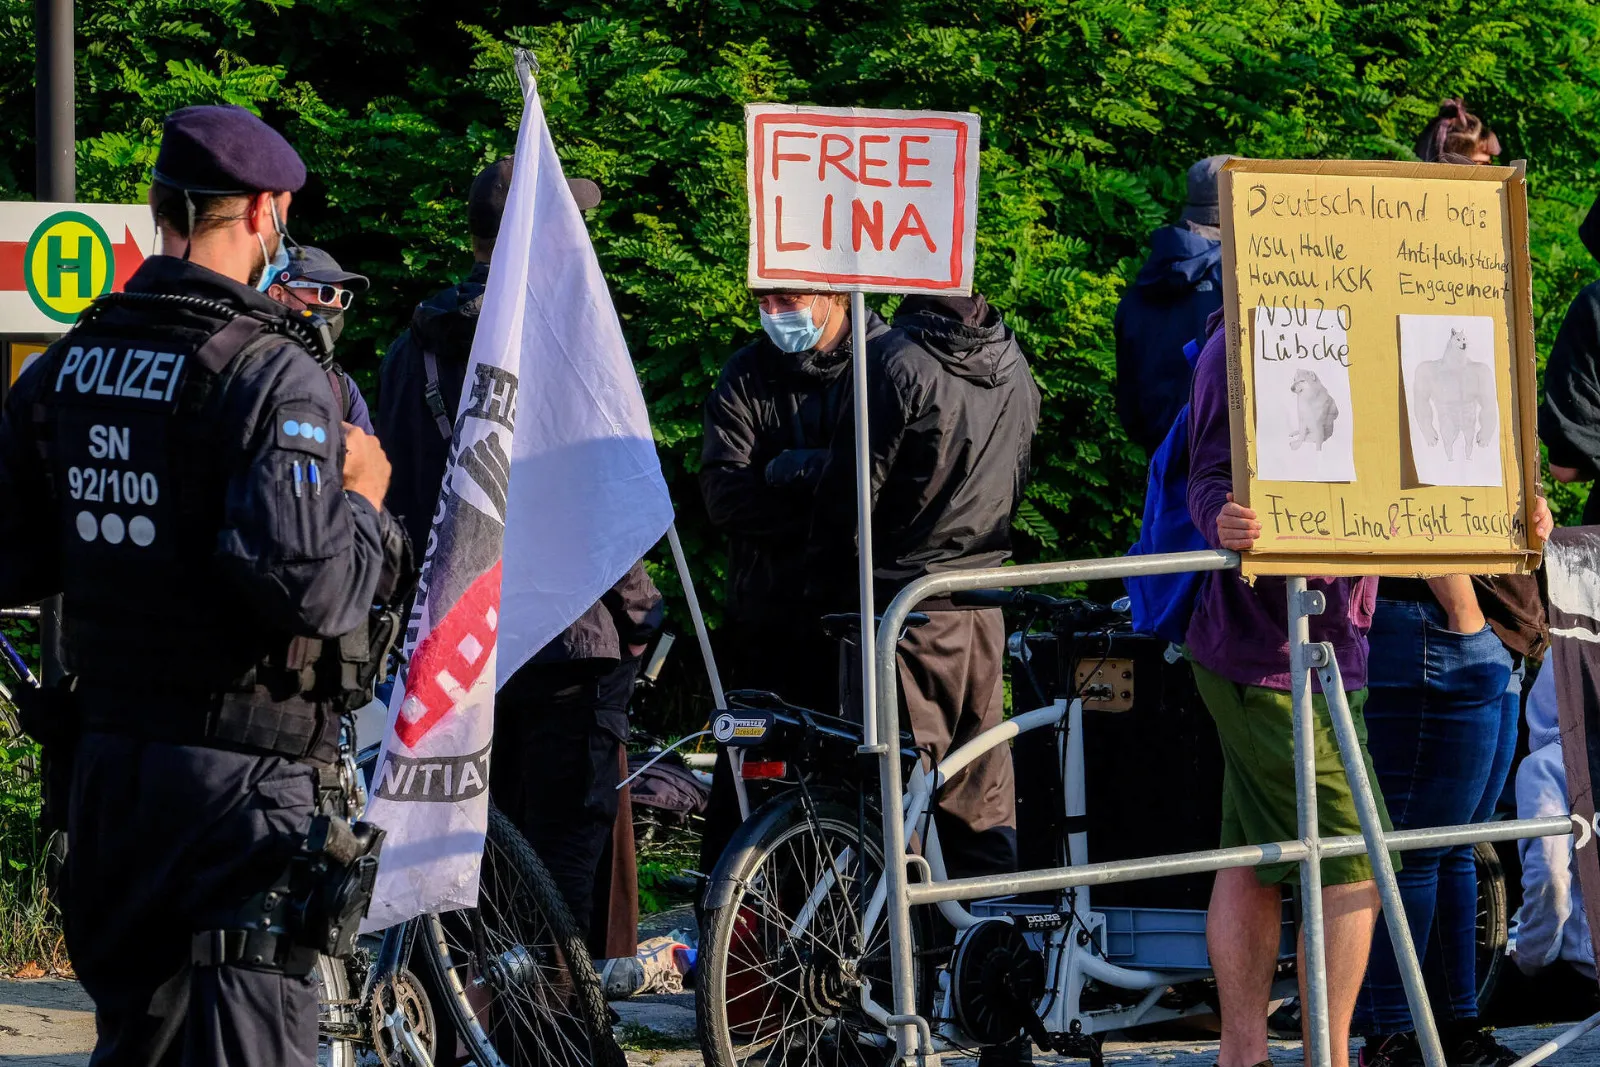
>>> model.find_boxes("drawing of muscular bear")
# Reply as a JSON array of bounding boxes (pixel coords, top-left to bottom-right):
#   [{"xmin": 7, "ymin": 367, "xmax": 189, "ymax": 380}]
[{"xmin": 1412, "ymin": 327, "xmax": 1497, "ymax": 460}]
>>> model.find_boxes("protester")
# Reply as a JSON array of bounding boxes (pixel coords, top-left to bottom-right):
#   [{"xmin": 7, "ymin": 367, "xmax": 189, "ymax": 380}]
[
  {"xmin": 375, "ymin": 156, "xmax": 649, "ymax": 952},
  {"xmin": 0, "ymin": 105, "xmax": 409, "ymax": 1065},
  {"xmin": 809, "ymin": 293, "xmax": 1040, "ymax": 875},
  {"xmin": 1415, "ymin": 99, "xmax": 1501, "ymax": 163},
  {"xmin": 1540, "ymin": 195, "xmax": 1600, "ymax": 521},
  {"xmin": 265, "ymin": 244, "xmax": 374, "ymax": 432},
  {"xmin": 1114, "ymin": 155, "xmax": 1228, "ymax": 454},
  {"xmin": 377, "ymin": 156, "xmax": 600, "ymax": 554},
  {"xmin": 1353, "ymin": 122, "xmax": 1552, "ymax": 1067},
  {"xmin": 697, "ymin": 287, "xmax": 889, "ymax": 877},
  {"xmin": 1186, "ymin": 311, "xmax": 1386, "ymax": 1067}
]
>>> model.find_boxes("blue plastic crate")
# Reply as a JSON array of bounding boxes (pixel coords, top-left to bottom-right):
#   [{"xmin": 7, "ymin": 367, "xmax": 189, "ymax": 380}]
[{"xmin": 1099, "ymin": 905, "xmax": 1295, "ymax": 970}]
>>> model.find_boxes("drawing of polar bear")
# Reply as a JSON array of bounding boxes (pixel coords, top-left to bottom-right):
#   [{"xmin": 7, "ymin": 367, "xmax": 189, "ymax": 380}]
[
  {"xmin": 1288, "ymin": 368, "xmax": 1338, "ymax": 452},
  {"xmin": 1413, "ymin": 327, "xmax": 1497, "ymax": 461}
]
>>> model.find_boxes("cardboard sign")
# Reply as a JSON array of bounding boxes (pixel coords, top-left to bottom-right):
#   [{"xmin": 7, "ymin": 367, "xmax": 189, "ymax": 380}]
[
  {"xmin": 745, "ymin": 104, "xmax": 980, "ymax": 295},
  {"xmin": 0, "ymin": 202, "xmax": 152, "ymax": 334},
  {"xmin": 1220, "ymin": 159, "xmax": 1540, "ymax": 577}
]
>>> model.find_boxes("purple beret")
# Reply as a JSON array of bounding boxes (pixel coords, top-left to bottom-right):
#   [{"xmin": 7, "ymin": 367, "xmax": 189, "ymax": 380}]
[{"xmin": 152, "ymin": 105, "xmax": 306, "ymax": 195}]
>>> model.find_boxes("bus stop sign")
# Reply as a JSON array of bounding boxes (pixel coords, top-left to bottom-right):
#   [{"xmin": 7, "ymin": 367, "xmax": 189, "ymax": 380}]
[{"xmin": 0, "ymin": 202, "xmax": 152, "ymax": 332}]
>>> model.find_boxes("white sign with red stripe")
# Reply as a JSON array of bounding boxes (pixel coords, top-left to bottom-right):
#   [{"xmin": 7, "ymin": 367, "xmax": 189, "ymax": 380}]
[{"xmin": 745, "ymin": 104, "xmax": 980, "ymax": 296}]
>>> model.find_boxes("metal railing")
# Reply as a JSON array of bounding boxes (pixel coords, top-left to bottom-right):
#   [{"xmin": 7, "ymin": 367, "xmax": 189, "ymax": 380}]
[{"xmin": 861, "ymin": 549, "xmax": 1584, "ymax": 1067}]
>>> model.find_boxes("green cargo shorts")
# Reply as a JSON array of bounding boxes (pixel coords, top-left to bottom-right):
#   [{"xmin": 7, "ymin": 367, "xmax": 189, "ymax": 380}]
[{"xmin": 1191, "ymin": 661, "xmax": 1397, "ymax": 887}]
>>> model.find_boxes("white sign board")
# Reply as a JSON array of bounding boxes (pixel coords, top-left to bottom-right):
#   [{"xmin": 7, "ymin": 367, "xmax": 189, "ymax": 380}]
[
  {"xmin": 745, "ymin": 104, "xmax": 980, "ymax": 295},
  {"xmin": 0, "ymin": 202, "xmax": 154, "ymax": 335}
]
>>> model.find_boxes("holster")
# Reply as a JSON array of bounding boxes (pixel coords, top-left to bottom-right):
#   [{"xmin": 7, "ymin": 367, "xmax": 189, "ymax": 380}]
[
  {"xmin": 14, "ymin": 676, "xmax": 80, "ymax": 834},
  {"xmin": 289, "ymin": 814, "xmax": 386, "ymax": 958}
]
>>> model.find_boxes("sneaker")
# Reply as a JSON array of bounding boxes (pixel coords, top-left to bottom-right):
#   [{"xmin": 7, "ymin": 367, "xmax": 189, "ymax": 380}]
[
  {"xmin": 1361, "ymin": 1032, "xmax": 1423, "ymax": 1067},
  {"xmin": 1448, "ymin": 1027, "xmax": 1520, "ymax": 1067}
]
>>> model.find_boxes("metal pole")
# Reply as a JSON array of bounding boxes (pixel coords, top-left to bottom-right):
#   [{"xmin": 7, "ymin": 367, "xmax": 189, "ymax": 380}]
[
  {"xmin": 851, "ymin": 289, "xmax": 878, "ymax": 751},
  {"xmin": 1288, "ymin": 578, "xmax": 1332, "ymax": 1067},
  {"xmin": 34, "ymin": 0, "xmax": 72, "ymax": 686},
  {"xmin": 666, "ymin": 523, "xmax": 725, "ymax": 709},
  {"xmin": 1317, "ymin": 648, "xmax": 1446, "ymax": 1067},
  {"xmin": 34, "ymin": 0, "xmax": 73, "ymax": 203}
]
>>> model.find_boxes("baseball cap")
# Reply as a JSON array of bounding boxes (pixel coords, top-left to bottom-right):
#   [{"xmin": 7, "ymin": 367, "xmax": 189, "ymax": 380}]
[{"xmin": 468, "ymin": 158, "xmax": 603, "ymax": 240}]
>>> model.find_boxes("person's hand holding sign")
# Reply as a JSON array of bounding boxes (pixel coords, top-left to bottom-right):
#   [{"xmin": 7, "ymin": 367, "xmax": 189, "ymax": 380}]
[{"xmin": 1217, "ymin": 493, "xmax": 1262, "ymax": 551}]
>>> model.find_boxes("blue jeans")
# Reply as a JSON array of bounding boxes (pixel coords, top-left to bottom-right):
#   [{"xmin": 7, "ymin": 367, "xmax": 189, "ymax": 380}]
[{"xmin": 1353, "ymin": 598, "xmax": 1515, "ymax": 1035}]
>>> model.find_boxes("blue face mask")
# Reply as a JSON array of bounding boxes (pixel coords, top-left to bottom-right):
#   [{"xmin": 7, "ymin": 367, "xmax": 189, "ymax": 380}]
[
  {"xmin": 254, "ymin": 199, "xmax": 292, "ymax": 293},
  {"xmin": 760, "ymin": 299, "xmax": 829, "ymax": 353}
]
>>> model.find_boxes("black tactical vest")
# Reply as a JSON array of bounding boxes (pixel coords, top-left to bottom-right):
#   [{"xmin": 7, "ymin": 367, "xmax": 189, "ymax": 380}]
[{"xmin": 35, "ymin": 293, "xmax": 344, "ymax": 763}]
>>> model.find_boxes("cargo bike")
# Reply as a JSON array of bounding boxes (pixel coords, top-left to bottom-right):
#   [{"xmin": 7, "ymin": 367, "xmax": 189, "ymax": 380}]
[{"xmin": 694, "ymin": 576, "xmax": 1519, "ymax": 1067}]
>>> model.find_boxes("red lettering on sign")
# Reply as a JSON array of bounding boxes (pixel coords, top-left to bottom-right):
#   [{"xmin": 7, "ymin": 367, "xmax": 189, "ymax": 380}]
[
  {"xmin": 890, "ymin": 203, "xmax": 936, "ymax": 253},
  {"xmin": 898, "ymin": 136, "xmax": 933, "ymax": 187},
  {"xmin": 822, "ymin": 194, "xmax": 835, "ymax": 250},
  {"xmin": 819, "ymin": 134, "xmax": 856, "ymax": 182},
  {"xmin": 859, "ymin": 135, "xmax": 892, "ymax": 188},
  {"xmin": 852, "ymin": 199, "xmax": 884, "ymax": 252},
  {"xmin": 775, "ymin": 196, "xmax": 810, "ymax": 252},
  {"xmin": 771, "ymin": 130, "xmax": 816, "ymax": 180},
  {"xmin": 394, "ymin": 560, "xmax": 502, "ymax": 749}
]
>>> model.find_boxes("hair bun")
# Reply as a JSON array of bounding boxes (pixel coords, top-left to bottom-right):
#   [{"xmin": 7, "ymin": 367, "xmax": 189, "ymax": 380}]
[{"xmin": 1438, "ymin": 98, "xmax": 1464, "ymax": 120}]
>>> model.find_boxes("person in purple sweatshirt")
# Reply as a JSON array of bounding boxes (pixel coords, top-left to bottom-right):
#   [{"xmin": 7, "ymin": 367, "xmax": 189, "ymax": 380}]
[{"xmin": 1185, "ymin": 312, "xmax": 1386, "ymax": 1067}]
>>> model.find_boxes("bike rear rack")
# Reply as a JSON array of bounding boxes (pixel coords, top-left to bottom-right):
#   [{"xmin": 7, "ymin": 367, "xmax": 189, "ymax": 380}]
[{"xmin": 861, "ymin": 549, "xmax": 1590, "ymax": 1067}]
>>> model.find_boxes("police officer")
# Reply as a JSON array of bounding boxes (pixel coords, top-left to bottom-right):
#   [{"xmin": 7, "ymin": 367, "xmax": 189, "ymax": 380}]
[{"xmin": 0, "ymin": 105, "xmax": 409, "ymax": 1066}]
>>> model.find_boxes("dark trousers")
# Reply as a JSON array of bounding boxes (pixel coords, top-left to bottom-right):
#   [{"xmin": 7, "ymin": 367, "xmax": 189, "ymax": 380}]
[
  {"xmin": 65, "ymin": 734, "xmax": 317, "ymax": 1067},
  {"xmin": 1355, "ymin": 598, "xmax": 1517, "ymax": 1034},
  {"xmin": 491, "ymin": 658, "xmax": 638, "ymax": 938},
  {"xmin": 888, "ymin": 608, "xmax": 1017, "ymax": 879},
  {"xmin": 698, "ymin": 617, "xmax": 839, "ymax": 880}
]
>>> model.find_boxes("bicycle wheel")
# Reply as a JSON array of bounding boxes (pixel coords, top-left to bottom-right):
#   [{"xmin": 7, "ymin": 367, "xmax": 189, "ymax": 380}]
[
  {"xmin": 423, "ymin": 803, "xmax": 622, "ymax": 1067},
  {"xmin": 698, "ymin": 792, "xmax": 929, "ymax": 1067},
  {"xmin": 1474, "ymin": 839, "xmax": 1508, "ymax": 1011},
  {"xmin": 312, "ymin": 951, "xmax": 358, "ymax": 1067}
]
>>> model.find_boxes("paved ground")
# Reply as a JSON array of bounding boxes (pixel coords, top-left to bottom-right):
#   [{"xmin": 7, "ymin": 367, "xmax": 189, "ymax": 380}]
[{"xmin": 2, "ymin": 975, "xmax": 1596, "ymax": 1067}]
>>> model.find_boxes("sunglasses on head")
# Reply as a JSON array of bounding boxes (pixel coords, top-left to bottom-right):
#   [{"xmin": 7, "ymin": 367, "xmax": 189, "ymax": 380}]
[{"xmin": 284, "ymin": 279, "xmax": 355, "ymax": 309}]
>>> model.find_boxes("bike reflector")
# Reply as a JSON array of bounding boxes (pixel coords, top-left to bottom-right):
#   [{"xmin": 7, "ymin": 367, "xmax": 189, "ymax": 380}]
[{"xmin": 740, "ymin": 760, "xmax": 787, "ymax": 780}]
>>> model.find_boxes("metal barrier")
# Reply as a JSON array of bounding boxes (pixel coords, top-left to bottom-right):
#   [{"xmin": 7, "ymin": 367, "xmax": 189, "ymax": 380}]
[{"xmin": 861, "ymin": 549, "xmax": 1585, "ymax": 1067}]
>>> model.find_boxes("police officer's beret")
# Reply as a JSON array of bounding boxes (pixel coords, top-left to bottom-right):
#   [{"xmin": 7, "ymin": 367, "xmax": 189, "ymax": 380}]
[{"xmin": 151, "ymin": 105, "xmax": 306, "ymax": 195}]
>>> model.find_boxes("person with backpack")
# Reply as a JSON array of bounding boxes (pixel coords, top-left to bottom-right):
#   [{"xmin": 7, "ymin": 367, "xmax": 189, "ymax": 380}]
[
  {"xmin": 1184, "ymin": 310, "xmax": 1387, "ymax": 1067},
  {"xmin": 376, "ymin": 157, "xmax": 656, "ymax": 959},
  {"xmin": 265, "ymin": 245, "xmax": 374, "ymax": 433}
]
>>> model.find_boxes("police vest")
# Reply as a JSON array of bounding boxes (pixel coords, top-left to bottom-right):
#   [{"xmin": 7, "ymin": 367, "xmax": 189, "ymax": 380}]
[{"xmin": 34, "ymin": 292, "xmax": 350, "ymax": 763}]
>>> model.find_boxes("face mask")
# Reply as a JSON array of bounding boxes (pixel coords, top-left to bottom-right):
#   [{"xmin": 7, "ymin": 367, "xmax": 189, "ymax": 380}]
[
  {"xmin": 253, "ymin": 199, "xmax": 292, "ymax": 292},
  {"xmin": 320, "ymin": 309, "xmax": 345, "ymax": 345},
  {"xmin": 760, "ymin": 297, "xmax": 830, "ymax": 353}
]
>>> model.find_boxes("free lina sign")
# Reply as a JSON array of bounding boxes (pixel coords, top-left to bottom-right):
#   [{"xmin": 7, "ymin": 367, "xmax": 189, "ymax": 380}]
[{"xmin": 745, "ymin": 104, "xmax": 980, "ymax": 295}]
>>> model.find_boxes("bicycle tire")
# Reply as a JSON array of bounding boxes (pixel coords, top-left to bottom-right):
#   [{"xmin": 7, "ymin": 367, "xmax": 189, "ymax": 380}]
[
  {"xmin": 313, "ymin": 951, "xmax": 358, "ymax": 1067},
  {"xmin": 1474, "ymin": 839, "xmax": 1508, "ymax": 1011},
  {"xmin": 423, "ymin": 803, "xmax": 623, "ymax": 1067},
  {"xmin": 698, "ymin": 792, "xmax": 932, "ymax": 1067}
]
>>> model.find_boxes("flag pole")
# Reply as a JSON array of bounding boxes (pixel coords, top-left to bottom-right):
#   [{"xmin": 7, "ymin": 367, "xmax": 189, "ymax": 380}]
[{"xmin": 666, "ymin": 523, "xmax": 726, "ymax": 710}]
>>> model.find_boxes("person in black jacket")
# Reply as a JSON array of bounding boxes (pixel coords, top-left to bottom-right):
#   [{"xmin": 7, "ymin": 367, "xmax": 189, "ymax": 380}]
[
  {"xmin": 698, "ymin": 289, "xmax": 890, "ymax": 875},
  {"xmin": 1541, "ymin": 194, "xmax": 1600, "ymax": 522},
  {"xmin": 809, "ymin": 293, "xmax": 1041, "ymax": 877},
  {"xmin": 1113, "ymin": 155, "xmax": 1228, "ymax": 454},
  {"xmin": 376, "ymin": 157, "xmax": 651, "ymax": 944}
]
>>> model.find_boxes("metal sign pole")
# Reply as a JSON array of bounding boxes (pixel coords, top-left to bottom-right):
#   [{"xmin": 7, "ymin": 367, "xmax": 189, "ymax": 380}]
[
  {"xmin": 851, "ymin": 288, "xmax": 878, "ymax": 752},
  {"xmin": 34, "ymin": 0, "xmax": 72, "ymax": 686}
]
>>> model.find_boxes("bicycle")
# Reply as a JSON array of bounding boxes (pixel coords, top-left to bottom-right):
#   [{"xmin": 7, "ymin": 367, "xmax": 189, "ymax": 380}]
[
  {"xmin": 695, "ymin": 593, "xmax": 1296, "ymax": 1067},
  {"xmin": 314, "ymin": 741, "xmax": 625, "ymax": 1067}
]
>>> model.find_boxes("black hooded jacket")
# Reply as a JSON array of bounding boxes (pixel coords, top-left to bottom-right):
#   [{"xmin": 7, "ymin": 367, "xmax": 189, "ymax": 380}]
[
  {"xmin": 377, "ymin": 262, "xmax": 489, "ymax": 555},
  {"xmin": 807, "ymin": 297, "xmax": 1041, "ymax": 608},
  {"xmin": 1113, "ymin": 222, "xmax": 1223, "ymax": 454},
  {"xmin": 700, "ymin": 309, "xmax": 890, "ymax": 628},
  {"xmin": 1540, "ymin": 198, "xmax": 1600, "ymax": 523}
]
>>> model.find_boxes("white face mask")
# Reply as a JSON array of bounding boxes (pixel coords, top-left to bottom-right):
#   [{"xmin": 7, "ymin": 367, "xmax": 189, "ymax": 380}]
[{"xmin": 254, "ymin": 198, "xmax": 292, "ymax": 292}]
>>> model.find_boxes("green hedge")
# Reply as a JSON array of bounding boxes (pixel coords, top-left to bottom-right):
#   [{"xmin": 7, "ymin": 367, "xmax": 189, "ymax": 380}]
[{"xmin": 1, "ymin": 0, "xmax": 1597, "ymax": 619}]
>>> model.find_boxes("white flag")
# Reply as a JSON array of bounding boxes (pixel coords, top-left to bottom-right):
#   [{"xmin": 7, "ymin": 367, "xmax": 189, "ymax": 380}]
[{"xmin": 362, "ymin": 87, "xmax": 674, "ymax": 928}]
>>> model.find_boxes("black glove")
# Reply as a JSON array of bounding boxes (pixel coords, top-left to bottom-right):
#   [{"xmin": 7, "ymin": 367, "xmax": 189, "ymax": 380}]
[{"xmin": 764, "ymin": 448, "xmax": 828, "ymax": 488}]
